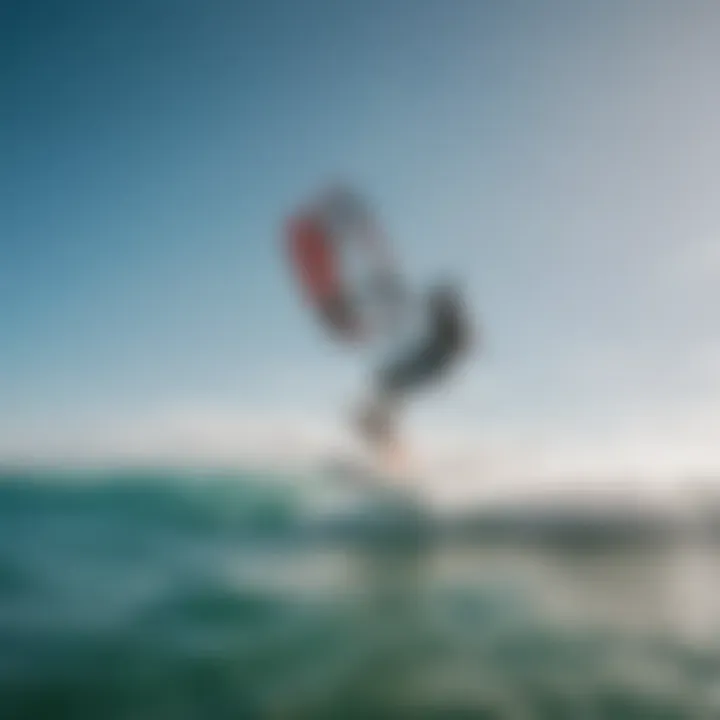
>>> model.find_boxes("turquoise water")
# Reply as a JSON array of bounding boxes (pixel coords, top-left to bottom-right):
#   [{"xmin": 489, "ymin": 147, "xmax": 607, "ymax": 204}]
[{"xmin": 0, "ymin": 469, "xmax": 718, "ymax": 718}]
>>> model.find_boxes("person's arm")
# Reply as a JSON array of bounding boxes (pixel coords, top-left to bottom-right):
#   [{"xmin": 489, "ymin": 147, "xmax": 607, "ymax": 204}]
[{"xmin": 348, "ymin": 269, "xmax": 417, "ymax": 340}]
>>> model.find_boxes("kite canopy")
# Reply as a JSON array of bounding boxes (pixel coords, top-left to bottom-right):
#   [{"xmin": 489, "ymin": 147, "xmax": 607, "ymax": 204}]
[{"xmin": 285, "ymin": 186, "xmax": 406, "ymax": 345}]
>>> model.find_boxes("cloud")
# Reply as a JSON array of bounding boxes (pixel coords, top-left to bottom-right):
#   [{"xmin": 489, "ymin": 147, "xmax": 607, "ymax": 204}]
[
  {"xmin": 0, "ymin": 402, "xmax": 348, "ymax": 468},
  {"xmin": 1, "ymin": 360, "xmax": 718, "ymax": 507}
]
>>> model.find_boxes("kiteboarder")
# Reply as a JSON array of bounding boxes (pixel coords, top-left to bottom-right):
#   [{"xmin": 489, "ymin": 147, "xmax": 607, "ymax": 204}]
[
  {"xmin": 355, "ymin": 281, "xmax": 472, "ymax": 450},
  {"xmin": 284, "ymin": 184, "xmax": 474, "ymax": 465}
]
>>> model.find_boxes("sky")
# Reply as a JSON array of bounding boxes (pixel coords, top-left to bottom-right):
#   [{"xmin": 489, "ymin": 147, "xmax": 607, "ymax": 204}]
[{"xmin": 2, "ymin": 0, "xmax": 719, "ymax": 487}]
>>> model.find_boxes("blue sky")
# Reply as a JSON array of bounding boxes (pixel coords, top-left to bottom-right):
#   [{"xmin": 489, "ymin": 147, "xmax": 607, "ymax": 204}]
[{"xmin": 2, "ymin": 1, "xmax": 719, "ymax": 480}]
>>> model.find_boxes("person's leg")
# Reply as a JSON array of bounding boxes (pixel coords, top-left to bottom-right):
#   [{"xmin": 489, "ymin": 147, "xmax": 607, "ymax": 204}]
[
  {"xmin": 377, "ymin": 340, "xmax": 449, "ymax": 397},
  {"xmin": 355, "ymin": 339, "xmax": 446, "ymax": 449}
]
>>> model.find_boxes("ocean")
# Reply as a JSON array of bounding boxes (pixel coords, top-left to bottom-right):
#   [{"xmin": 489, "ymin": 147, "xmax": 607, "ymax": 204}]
[{"xmin": 0, "ymin": 468, "xmax": 718, "ymax": 719}]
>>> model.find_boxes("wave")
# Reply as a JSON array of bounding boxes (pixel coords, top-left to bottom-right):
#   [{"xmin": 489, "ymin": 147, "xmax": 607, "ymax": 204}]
[
  {"xmin": 0, "ymin": 466, "xmax": 712, "ymax": 547},
  {"xmin": 0, "ymin": 468, "xmax": 304, "ymax": 537}
]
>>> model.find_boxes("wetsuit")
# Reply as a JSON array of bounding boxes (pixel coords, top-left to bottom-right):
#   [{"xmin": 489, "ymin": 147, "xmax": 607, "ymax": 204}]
[
  {"xmin": 377, "ymin": 286, "xmax": 469, "ymax": 398},
  {"xmin": 356, "ymin": 285, "xmax": 470, "ymax": 445}
]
